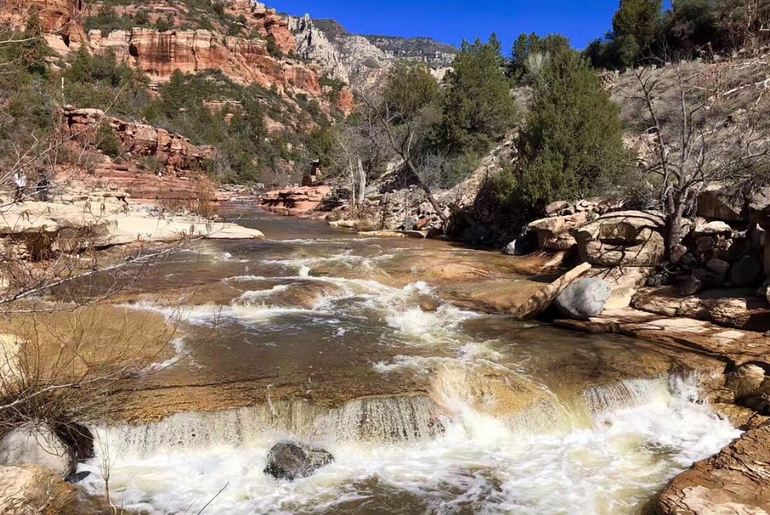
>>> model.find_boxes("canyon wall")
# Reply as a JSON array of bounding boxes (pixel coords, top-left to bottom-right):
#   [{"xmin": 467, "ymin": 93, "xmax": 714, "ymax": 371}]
[
  {"xmin": 88, "ymin": 28, "xmax": 321, "ymax": 96},
  {"xmin": 0, "ymin": 0, "xmax": 86, "ymax": 51}
]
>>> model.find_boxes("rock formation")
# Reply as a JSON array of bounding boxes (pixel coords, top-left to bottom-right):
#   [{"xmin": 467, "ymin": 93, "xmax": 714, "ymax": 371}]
[
  {"xmin": 261, "ymin": 185, "xmax": 333, "ymax": 216},
  {"xmin": 656, "ymin": 424, "xmax": 770, "ymax": 514},
  {"xmin": 0, "ymin": 0, "xmax": 86, "ymax": 52},
  {"xmin": 88, "ymin": 28, "xmax": 322, "ymax": 95},
  {"xmin": 289, "ymin": 15, "xmax": 456, "ymax": 90},
  {"xmin": 225, "ymin": 0, "xmax": 296, "ymax": 55},
  {"xmin": 64, "ymin": 106, "xmax": 216, "ymax": 173}
]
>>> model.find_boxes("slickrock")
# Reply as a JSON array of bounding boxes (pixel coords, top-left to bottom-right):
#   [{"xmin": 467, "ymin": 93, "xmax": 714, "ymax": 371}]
[
  {"xmin": 261, "ymin": 186, "xmax": 333, "ymax": 216},
  {"xmin": 632, "ymin": 287, "xmax": 770, "ymax": 332},
  {"xmin": 0, "ymin": 200, "xmax": 263, "ymax": 260},
  {"xmin": 554, "ymin": 308, "xmax": 770, "ymax": 369},
  {"xmin": 655, "ymin": 424, "xmax": 770, "ymax": 515}
]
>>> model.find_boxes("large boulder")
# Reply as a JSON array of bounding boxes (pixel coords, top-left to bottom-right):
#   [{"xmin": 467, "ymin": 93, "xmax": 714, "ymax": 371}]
[
  {"xmin": 692, "ymin": 219, "xmax": 732, "ymax": 236},
  {"xmin": 554, "ymin": 278, "xmax": 612, "ymax": 320},
  {"xmin": 527, "ymin": 212, "xmax": 590, "ymax": 250},
  {"xmin": 0, "ymin": 424, "xmax": 74, "ymax": 478},
  {"xmin": 572, "ymin": 211, "xmax": 666, "ymax": 267},
  {"xmin": 697, "ymin": 184, "xmax": 745, "ymax": 221},
  {"xmin": 731, "ymin": 255, "xmax": 763, "ymax": 287},
  {"xmin": 512, "ymin": 262, "xmax": 592, "ymax": 319},
  {"xmin": 264, "ymin": 441, "xmax": 334, "ymax": 481}
]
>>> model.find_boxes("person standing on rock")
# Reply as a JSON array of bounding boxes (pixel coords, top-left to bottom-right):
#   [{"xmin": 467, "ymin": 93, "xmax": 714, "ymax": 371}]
[
  {"xmin": 13, "ymin": 171, "xmax": 27, "ymax": 203},
  {"xmin": 35, "ymin": 171, "xmax": 50, "ymax": 202}
]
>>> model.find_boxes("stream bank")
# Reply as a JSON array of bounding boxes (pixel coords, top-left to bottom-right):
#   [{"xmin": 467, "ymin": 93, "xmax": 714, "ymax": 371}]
[{"xmin": 1, "ymin": 199, "xmax": 769, "ymax": 513}]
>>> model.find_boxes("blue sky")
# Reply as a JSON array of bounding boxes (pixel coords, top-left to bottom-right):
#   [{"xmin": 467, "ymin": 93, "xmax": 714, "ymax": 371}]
[{"xmin": 269, "ymin": 0, "xmax": 624, "ymax": 51}]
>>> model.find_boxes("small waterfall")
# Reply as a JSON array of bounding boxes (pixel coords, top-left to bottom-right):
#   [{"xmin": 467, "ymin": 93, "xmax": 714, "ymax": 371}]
[
  {"xmin": 93, "ymin": 395, "xmax": 443, "ymax": 459},
  {"xmin": 583, "ymin": 379, "xmax": 671, "ymax": 415},
  {"xmin": 431, "ymin": 364, "xmax": 678, "ymax": 436}
]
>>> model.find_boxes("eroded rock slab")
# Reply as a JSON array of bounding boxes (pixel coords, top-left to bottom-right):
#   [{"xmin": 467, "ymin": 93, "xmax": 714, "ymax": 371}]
[{"xmin": 655, "ymin": 424, "xmax": 770, "ymax": 514}]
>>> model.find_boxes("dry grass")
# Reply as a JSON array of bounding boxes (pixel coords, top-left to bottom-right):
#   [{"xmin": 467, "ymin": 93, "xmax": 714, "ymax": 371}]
[{"xmin": 0, "ymin": 305, "xmax": 177, "ymax": 434}]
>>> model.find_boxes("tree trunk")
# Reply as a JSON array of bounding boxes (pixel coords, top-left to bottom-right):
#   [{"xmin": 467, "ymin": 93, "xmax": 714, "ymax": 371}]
[
  {"xmin": 666, "ymin": 205, "xmax": 687, "ymax": 258},
  {"xmin": 356, "ymin": 158, "xmax": 366, "ymax": 207},
  {"xmin": 405, "ymin": 160, "xmax": 448, "ymax": 228}
]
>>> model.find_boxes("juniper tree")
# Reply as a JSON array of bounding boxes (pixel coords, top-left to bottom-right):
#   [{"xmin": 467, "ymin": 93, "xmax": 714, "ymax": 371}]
[
  {"xmin": 497, "ymin": 45, "xmax": 630, "ymax": 218},
  {"xmin": 437, "ymin": 35, "xmax": 517, "ymax": 155}
]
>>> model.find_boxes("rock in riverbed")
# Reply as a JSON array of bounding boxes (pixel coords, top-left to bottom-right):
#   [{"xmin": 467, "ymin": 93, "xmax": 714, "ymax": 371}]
[
  {"xmin": 264, "ymin": 441, "xmax": 334, "ymax": 480},
  {"xmin": 0, "ymin": 424, "xmax": 74, "ymax": 477},
  {"xmin": 656, "ymin": 424, "xmax": 770, "ymax": 514},
  {"xmin": 554, "ymin": 278, "xmax": 612, "ymax": 320}
]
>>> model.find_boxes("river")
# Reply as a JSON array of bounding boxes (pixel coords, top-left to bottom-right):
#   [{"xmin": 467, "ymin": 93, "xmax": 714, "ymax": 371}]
[{"xmin": 71, "ymin": 210, "xmax": 739, "ymax": 514}]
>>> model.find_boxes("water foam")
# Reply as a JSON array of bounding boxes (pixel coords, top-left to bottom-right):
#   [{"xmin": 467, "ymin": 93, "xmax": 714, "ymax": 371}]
[{"xmin": 80, "ymin": 375, "xmax": 739, "ymax": 515}]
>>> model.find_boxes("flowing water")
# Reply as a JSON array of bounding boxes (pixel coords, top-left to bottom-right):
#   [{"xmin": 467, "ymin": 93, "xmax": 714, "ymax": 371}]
[{"xmin": 69, "ymin": 210, "xmax": 739, "ymax": 514}]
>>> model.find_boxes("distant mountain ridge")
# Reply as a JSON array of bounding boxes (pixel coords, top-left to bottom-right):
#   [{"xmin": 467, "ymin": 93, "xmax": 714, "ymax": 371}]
[
  {"xmin": 291, "ymin": 15, "xmax": 456, "ymax": 90},
  {"xmin": 311, "ymin": 18, "xmax": 457, "ymax": 69}
]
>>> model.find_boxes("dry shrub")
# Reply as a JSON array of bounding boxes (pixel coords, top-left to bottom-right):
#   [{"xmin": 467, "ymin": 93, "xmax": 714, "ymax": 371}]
[{"xmin": 0, "ymin": 305, "xmax": 176, "ymax": 433}]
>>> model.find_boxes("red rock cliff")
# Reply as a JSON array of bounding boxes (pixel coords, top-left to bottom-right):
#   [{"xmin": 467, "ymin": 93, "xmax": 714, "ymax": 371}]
[
  {"xmin": 0, "ymin": 0, "xmax": 86, "ymax": 48},
  {"xmin": 226, "ymin": 0, "xmax": 296, "ymax": 55},
  {"xmin": 89, "ymin": 28, "xmax": 321, "ymax": 96}
]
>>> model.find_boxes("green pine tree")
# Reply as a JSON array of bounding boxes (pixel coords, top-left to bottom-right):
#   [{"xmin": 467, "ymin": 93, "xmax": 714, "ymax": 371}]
[
  {"xmin": 437, "ymin": 35, "xmax": 517, "ymax": 155},
  {"xmin": 501, "ymin": 45, "xmax": 630, "ymax": 216},
  {"xmin": 612, "ymin": 0, "xmax": 663, "ymax": 65}
]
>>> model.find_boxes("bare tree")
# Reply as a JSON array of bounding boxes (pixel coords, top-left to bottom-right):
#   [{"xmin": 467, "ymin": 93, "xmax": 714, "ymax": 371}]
[
  {"xmin": 360, "ymin": 91, "xmax": 450, "ymax": 229},
  {"xmin": 633, "ymin": 61, "xmax": 770, "ymax": 255}
]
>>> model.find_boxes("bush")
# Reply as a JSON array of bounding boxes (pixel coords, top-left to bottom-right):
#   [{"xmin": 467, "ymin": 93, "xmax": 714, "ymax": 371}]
[
  {"xmin": 95, "ymin": 124, "xmax": 121, "ymax": 158},
  {"xmin": 266, "ymin": 34, "xmax": 284, "ymax": 59},
  {"xmin": 500, "ymin": 45, "xmax": 631, "ymax": 219},
  {"xmin": 436, "ymin": 35, "xmax": 517, "ymax": 155}
]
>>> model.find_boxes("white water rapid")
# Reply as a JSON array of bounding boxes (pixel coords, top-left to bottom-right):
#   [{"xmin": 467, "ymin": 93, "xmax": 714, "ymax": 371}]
[{"xmin": 78, "ymin": 213, "xmax": 741, "ymax": 514}]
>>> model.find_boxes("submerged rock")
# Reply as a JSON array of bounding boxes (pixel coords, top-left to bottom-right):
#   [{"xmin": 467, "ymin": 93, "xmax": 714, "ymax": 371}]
[
  {"xmin": 264, "ymin": 441, "xmax": 334, "ymax": 481},
  {"xmin": 0, "ymin": 423, "xmax": 74, "ymax": 477},
  {"xmin": 554, "ymin": 278, "xmax": 612, "ymax": 320}
]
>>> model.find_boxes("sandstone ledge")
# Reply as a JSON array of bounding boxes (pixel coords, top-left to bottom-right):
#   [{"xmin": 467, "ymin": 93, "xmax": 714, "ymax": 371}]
[
  {"xmin": 554, "ymin": 308, "xmax": 770, "ymax": 369},
  {"xmin": 0, "ymin": 200, "xmax": 264, "ymax": 254},
  {"xmin": 655, "ymin": 423, "xmax": 770, "ymax": 514}
]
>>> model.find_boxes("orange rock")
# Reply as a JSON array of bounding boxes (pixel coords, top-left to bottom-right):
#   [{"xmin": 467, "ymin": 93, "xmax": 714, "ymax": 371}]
[
  {"xmin": 336, "ymin": 88, "xmax": 356, "ymax": 115},
  {"xmin": 0, "ymin": 0, "xmax": 86, "ymax": 47}
]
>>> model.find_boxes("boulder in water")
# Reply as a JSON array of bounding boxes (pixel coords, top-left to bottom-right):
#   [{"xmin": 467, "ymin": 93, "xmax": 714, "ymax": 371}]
[
  {"xmin": 554, "ymin": 278, "xmax": 612, "ymax": 320},
  {"xmin": 0, "ymin": 423, "xmax": 75, "ymax": 477},
  {"xmin": 462, "ymin": 224, "xmax": 494, "ymax": 246},
  {"xmin": 504, "ymin": 238, "xmax": 535, "ymax": 256},
  {"xmin": 264, "ymin": 441, "xmax": 334, "ymax": 481}
]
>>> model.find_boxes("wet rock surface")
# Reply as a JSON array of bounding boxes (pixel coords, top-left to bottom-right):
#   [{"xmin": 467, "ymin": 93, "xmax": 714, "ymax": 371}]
[
  {"xmin": 264, "ymin": 441, "xmax": 334, "ymax": 480},
  {"xmin": 655, "ymin": 424, "xmax": 770, "ymax": 514}
]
